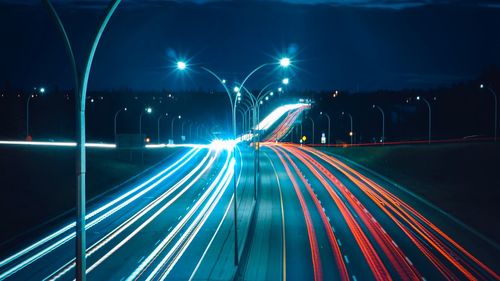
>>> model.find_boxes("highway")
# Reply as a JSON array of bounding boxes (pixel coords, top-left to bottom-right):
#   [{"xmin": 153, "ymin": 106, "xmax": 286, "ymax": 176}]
[
  {"xmin": 239, "ymin": 143, "xmax": 499, "ymax": 280},
  {"xmin": 0, "ymin": 143, "xmax": 245, "ymax": 280}
]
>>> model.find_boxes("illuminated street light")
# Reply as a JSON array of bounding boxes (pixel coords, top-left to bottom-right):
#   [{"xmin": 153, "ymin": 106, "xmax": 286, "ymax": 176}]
[
  {"xmin": 39, "ymin": 87, "xmax": 46, "ymax": 94},
  {"xmin": 372, "ymin": 104, "xmax": 385, "ymax": 144},
  {"xmin": 171, "ymin": 115, "xmax": 182, "ymax": 144},
  {"xmin": 222, "ymin": 79, "xmax": 226, "ymax": 84},
  {"xmin": 270, "ymin": 92, "xmax": 274, "ymax": 96},
  {"xmin": 416, "ymin": 96, "xmax": 432, "ymax": 144},
  {"xmin": 176, "ymin": 61, "xmax": 187, "ymax": 70},
  {"xmin": 157, "ymin": 113, "xmax": 168, "ymax": 144},
  {"xmin": 234, "ymin": 86, "xmax": 240, "ymax": 93},
  {"xmin": 480, "ymin": 84, "xmax": 497, "ymax": 141},
  {"xmin": 320, "ymin": 111, "xmax": 331, "ymax": 145},
  {"xmin": 139, "ymin": 107, "xmax": 153, "ymax": 145},
  {"xmin": 278, "ymin": 87, "xmax": 283, "ymax": 92},
  {"xmin": 114, "ymin": 107, "xmax": 127, "ymax": 143},
  {"xmin": 282, "ymin": 78, "xmax": 289, "ymax": 85},
  {"xmin": 280, "ymin": 57, "xmax": 291, "ymax": 67},
  {"xmin": 341, "ymin": 111, "xmax": 353, "ymax": 145}
]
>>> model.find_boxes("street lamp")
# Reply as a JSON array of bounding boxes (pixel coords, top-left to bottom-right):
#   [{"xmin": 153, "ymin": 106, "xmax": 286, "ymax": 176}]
[
  {"xmin": 44, "ymin": 0, "xmax": 122, "ymax": 279},
  {"xmin": 139, "ymin": 107, "xmax": 152, "ymax": 145},
  {"xmin": 342, "ymin": 111, "xmax": 353, "ymax": 145},
  {"xmin": 114, "ymin": 107, "xmax": 127, "ymax": 143},
  {"xmin": 171, "ymin": 115, "xmax": 181, "ymax": 144},
  {"xmin": 157, "ymin": 113, "xmax": 168, "ymax": 144},
  {"xmin": 176, "ymin": 61, "xmax": 187, "ymax": 70},
  {"xmin": 282, "ymin": 78, "xmax": 289, "ymax": 85},
  {"xmin": 480, "ymin": 84, "xmax": 497, "ymax": 141},
  {"xmin": 280, "ymin": 57, "xmax": 291, "ymax": 67},
  {"xmin": 26, "ymin": 87, "xmax": 45, "ymax": 140},
  {"xmin": 320, "ymin": 111, "xmax": 331, "ymax": 145},
  {"xmin": 307, "ymin": 117, "xmax": 315, "ymax": 144},
  {"xmin": 372, "ymin": 104, "xmax": 385, "ymax": 144},
  {"xmin": 181, "ymin": 119, "xmax": 189, "ymax": 143},
  {"xmin": 416, "ymin": 96, "xmax": 432, "ymax": 144}
]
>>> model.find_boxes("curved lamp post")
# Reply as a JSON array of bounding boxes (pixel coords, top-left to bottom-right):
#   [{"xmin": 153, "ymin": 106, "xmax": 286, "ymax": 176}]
[
  {"xmin": 44, "ymin": 0, "xmax": 121, "ymax": 279},
  {"xmin": 171, "ymin": 115, "xmax": 181, "ymax": 144},
  {"xmin": 139, "ymin": 107, "xmax": 153, "ymax": 144},
  {"xmin": 157, "ymin": 113, "xmax": 168, "ymax": 144},
  {"xmin": 319, "ymin": 111, "xmax": 331, "ymax": 145},
  {"xmin": 114, "ymin": 107, "xmax": 127, "ymax": 142},
  {"xmin": 307, "ymin": 116, "xmax": 315, "ymax": 144},
  {"xmin": 372, "ymin": 104, "xmax": 385, "ymax": 144},
  {"xmin": 416, "ymin": 96, "xmax": 432, "ymax": 144},
  {"xmin": 480, "ymin": 84, "xmax": 497, "ymax": 141},
  {"xmin": 342, "ymin": 111, "xmax": 353, "ymax": 145}
]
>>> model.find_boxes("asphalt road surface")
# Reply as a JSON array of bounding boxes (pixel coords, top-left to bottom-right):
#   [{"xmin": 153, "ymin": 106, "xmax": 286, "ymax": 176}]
[
  {"xmin": 239, "ymin": 143, "xmax": 499, "ymax": 281},
  {"xmin": 1, "ymin": 142, "xmax": 499, "ymax": 280},
  {"xmin": 0, "ymin": 145, "xmax": 245, "ymax": 280}
]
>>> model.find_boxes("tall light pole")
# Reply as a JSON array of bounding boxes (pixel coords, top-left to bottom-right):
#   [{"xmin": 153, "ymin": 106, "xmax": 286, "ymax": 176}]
[
  {"xmin": 342, "ymin": 111, "xmax": 353, "ymax": 145},
  {"xmin": 480, "ymin": 84, "xmax": 497, "ymax": 141},
  {"xmin": 416, "ymin": 96, "xmax": 432, "ymax": 144},
  {"xmin": 319, "ymin": 111, "xmax": 331, "ymax": 145},
  {"xmin": 139, "ymin": 107, "xmax": 153, "ymax": 144},
  {"xmin": 25, "ymin": 87, "xmax": 45, "ymax": 139},
  {"xmin": 44, "ymin": 1, "xmax": 121, "ymax": 279},
  {"xmin": 307, "ymin": 116, "xmax": 315, "ymax": 144},
  {"xmin": 372, "ymin": 104, "xmax": 385, "ymax": 144},
  {"xmin": 26, "ymin": 94, "xmax": 34, "ymax": 139},
  {"xmin": 177, "ymin": 58, "xmax": 290, "ymax": 266},
  {"xmin": 157, "ymin": 113, "xmax": 168, "ymax": 144},
  {"xmin": 113, "ymin": 107, "xmax": 127, "ymax": 143},
  {"xmin": 181, "ymin": 119, "xmax": 188, "ymax": 143},
  {"xmin": 188, "ymin": 122, "xmax": 194, "ymax": 142},
  {"xmin": 171, "ymin": 115, "xmax": 181, "ymax": 144}
]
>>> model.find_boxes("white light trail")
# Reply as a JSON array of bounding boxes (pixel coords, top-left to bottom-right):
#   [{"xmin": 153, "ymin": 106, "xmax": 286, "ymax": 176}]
[
  {"xmin": 0, "ymin": 140, "xmax": 116, "ymax": 148},
  {"xmin": 0, "ymin": 148, "xmax": 203, "ymax": 279}
]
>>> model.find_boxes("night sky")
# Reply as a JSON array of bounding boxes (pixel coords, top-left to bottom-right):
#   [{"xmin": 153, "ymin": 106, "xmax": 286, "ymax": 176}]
[{"xmin": 1, "ymin": 0, "xmax": 499, "ymax": 92}]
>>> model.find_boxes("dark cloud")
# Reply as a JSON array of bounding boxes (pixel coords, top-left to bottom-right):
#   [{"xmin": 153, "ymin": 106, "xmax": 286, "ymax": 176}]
[{"xmin": 1, "ymin": 0, "xmax": 500, "ymax": 9}]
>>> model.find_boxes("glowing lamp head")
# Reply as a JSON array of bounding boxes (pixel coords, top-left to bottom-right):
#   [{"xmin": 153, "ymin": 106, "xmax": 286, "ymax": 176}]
[
  {"xmin": 416, "ymin": 96, "xmax": 421, "ymax": 101},
  {"xmin": 260, "ymin": 100, "xmax": 263, "ymax": 105},
  {"xmin": 146, "ymin": 107, "xmax": 152, "ymax": 114},
  {"xmin": 282, "ymin": 78, "xmax": 289, "ymax": 85},
  {"xmin": 124, "ymin": 107, "xmax": 128, "ymax": 111},
  {"xmin": 349, "ymin": 131, "xmax": 353, "ymax": 137},
  {"xmin": 270, "ymin": 92, "xmax": 274, "ymax": 96},
  {"xmin": 178, "ymin": 115, "xmax": 182, "ymax": 119},
  {"xmin": 372, "ymin": 104, "xmax": 376, "ymax": 108},
  {"xmin": 279, "ymin": 57, "xmax": 291, "ymax": 68},
  {"xmin": 145, "ymin": 137, "xmax": 151, "ymax": 143},
  {"xmin": 222, "ymin": 79, "xmax": 226, "ymax": 84},
  {"xmin": 233, "ymin": 86, "xmax": 240, "ymax": 93},
  {"xmin": 265, "ymin": 96, "xmax": 269, "ymax": 100},
  {"xmin": 278, "ymin": 87, "xmax": 283, "ymax": 92},
  {"xmin": 176, "ymin": 61, "xmax": 187, "ymax": 70},
  {"xmin": 480, "ymin": 84, "xmax": 484, "ymax": 89},
  {"xmin": 39, "ymin": 87, "xmax": 45, "ymax": 94}
]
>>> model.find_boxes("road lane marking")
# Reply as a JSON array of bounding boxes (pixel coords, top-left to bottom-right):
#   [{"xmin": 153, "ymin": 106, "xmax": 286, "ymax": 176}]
[{"xmin": 265, "ymin": 152, "xmax": 287, "ymax": 281}]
